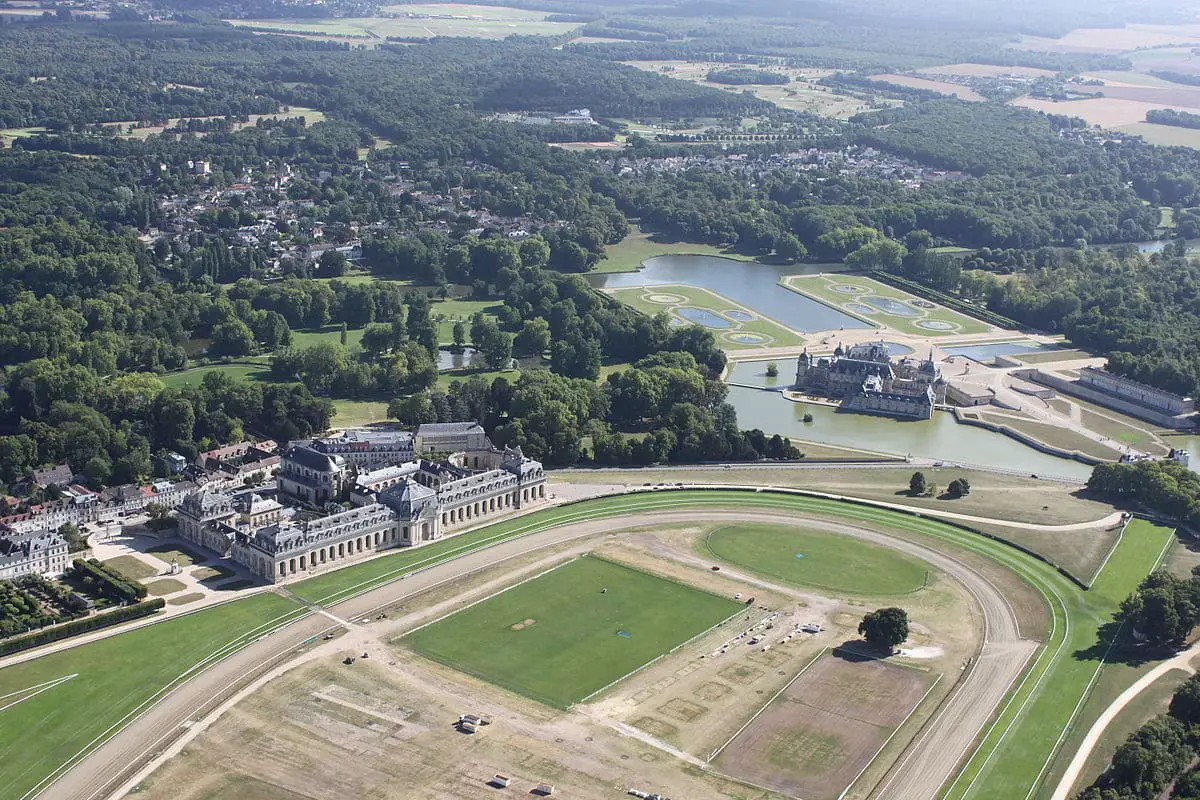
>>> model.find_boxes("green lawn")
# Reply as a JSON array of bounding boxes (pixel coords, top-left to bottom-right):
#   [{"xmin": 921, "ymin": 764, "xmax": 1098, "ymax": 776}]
[
  {"xmin": 703, "ymin": 523, "xmax": 930, "ymax": 596},
  {"xmin": 608, "ymin": 284, "xmax": 804, "ymax": 350},
  {"xmin": 597, "ymin": 230, "xmax": 758, "ymax": 274},
  {"xmin": 101, "ymin": 556, "xmax": 159, "ymax": 582},
  {"xmin": 0, "ymin": 593, "xmax": 305, "ymax": 800},
  {"xmin": 436, "ymin": 366, "xmax": 519, "ymax": 390},
  {"xmin": 782, "ymin": 274, "xmax": 990, "ymax": 336},
  {"xmin": 330, "ymin": 399, "xmax": 390, "ymax": 428},
  {"xmin": 403, "ymin": 556, "xmax": 740, "ymax": 707},
  {"xmin": 431, "ymin": 298, "xmax": 504, "ymax": 344},
  {"xmin": 144, "ymin": 578, "xmax": 187, "ymax": 596},
  {"xmin": 289, "ymin": 325, "xmax": 366, "ymax": 351},
  {"xmin": 192, "ymin": 565, "xmax": 235, "ymax": 582},
  {"xmin": 289, "ymin": 490, "xmax": 1169, "ymax": 797},
  {"xmin": 158, "ymin": 361, "xmax": 273, "ymax": 389},
  {"xmin": 146, "ymin": 544, "xmax": 207, "ymax": 567}
]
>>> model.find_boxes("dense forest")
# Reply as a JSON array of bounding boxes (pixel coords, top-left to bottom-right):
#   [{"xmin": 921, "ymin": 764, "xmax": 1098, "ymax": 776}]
[{"xmin": 0, "ymin": 15, "xmax": 1197, "ymax": 485}]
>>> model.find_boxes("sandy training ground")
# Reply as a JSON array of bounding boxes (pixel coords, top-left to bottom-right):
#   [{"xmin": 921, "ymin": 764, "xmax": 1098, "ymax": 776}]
[{"xmin": 715, "ymin": 652, "xmax": 933, "ymax": 799}]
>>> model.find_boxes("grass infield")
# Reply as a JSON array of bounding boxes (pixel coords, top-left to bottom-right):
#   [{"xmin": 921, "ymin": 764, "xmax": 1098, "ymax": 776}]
[
  {"xmin": 704, "ymin": 522, "xmax": 930, "ymax": 596},
  {"xmin": 404, "ymin": 556, "xmax": 741, "ymax": 708}
]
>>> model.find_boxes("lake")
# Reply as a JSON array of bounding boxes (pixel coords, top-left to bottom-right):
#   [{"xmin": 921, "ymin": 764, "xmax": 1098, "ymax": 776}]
[
  {"xmin": 726, "ymin": 386, "xmax": 1093, "ymax": 479},
  {"xmin": 592, "ymin": 254, "xmax": 870, "ymax": 333}
]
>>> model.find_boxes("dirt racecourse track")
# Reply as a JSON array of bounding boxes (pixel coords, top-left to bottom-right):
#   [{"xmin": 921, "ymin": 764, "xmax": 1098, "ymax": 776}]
[
  {"xmin": 716, "ymin": 653, "xmax": 932, "ymax": 799},
  {"xmin": 42, "ymin": 504, "xmax": 1038, "ymax": 800}
]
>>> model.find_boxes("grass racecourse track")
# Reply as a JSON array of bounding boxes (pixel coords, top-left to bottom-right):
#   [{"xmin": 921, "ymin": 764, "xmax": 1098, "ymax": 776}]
[
  {"xmin": 0, "ymin": 491, "xmax": 1175, "ymax": 799},
  {"xmin": 704, "ymin": 522, "xmax": 930, "ymax": 596},
  {"xmin": 404, "ymin": 556, "xmax": 741, "ymax": 708},
  {"xmin": 0, "ymin": 592, "xmax": 305, "ymax": 800}
]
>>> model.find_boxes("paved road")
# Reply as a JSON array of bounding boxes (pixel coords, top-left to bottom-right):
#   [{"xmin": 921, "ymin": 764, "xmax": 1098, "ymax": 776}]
[
  {"xmin": 1048, "ymin": 642, "xmax": 1200, "ymax": 800},
  {"xmin": 41, "ymin": 505, "xmax": 1035, "ymax": 800}
]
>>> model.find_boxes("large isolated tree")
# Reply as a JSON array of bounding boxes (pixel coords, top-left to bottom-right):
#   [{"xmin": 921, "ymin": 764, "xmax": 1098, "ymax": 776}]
[{"xmin": 859, "ymin": 607, "xmax": 909, "ymax": 653}]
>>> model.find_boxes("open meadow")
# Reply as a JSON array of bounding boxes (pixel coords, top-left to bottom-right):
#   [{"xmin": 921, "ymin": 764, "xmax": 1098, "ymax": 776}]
[
  {"xmin": 598, "ymin": 229, "xmax": 757, "ymax": 274},
  {"xmin": 622, "ymin": 61, "xmax": 899, "ymax": 119},
  {"xmin": 868, "ymin": 73, "xmax": 986, "ymax": 101},
  {"xmin": 404, "ymin": 556, "xmax": 740, "ymax": 708}
]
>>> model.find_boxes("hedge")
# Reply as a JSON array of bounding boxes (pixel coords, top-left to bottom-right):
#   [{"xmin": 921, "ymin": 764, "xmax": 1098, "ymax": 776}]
[
  {"xmin": 73, "ymin": 558, "xmax": 148, "ymax": 602},
  {"xmin": 0, "ymin": 598, "xmax": 165, "ymax": 656}
]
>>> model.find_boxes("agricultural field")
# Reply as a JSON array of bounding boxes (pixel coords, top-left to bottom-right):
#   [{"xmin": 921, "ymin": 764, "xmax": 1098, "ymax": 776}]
[
  {"xmin": 403, "ymin": 556, "xmax": 741, "ymax": 708},
  {"xmin": 622, "ymin": 61, "xmax": 900, "ymax": 119},
  {"xmin": 782, "ymin": 274, "xmax": 990, "ymax": 336},
  {"xmin": 1119, "ymin": 122, "xmax": 1200, "ymax": 149},
  {"xmin": 868, "ymin": 73, "xmax": 986, "ymax": 101},
  {"xmin": 0, "ymin": 592, "xmax": 305, "ymax": 800},
  {"xmin": 714, "ymin": 653, "xmax": 932, "ymax": 800},
  {"xmin": 607, "ymin": 284, "xmax": 805, "ymax": 350},
  {"xmin": 1016, "ymin": 24, "xmax": 1200, "ymax": 53},
  {"xmin": 703, "ymin": 523, "xmax": 930, "ymax": 596},
  {"xmin": 226, "ymin": 4, "xmax": 579, "ymax": 42},
  {"xmin": 918, "ymin": 63, "xmax": 1056, "ymax": 79}
]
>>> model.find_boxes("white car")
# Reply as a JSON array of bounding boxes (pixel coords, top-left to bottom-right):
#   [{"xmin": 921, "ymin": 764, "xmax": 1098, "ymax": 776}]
[{"xmin": 801, "ymin": 623, "xmax": 822, "ymax": 634}]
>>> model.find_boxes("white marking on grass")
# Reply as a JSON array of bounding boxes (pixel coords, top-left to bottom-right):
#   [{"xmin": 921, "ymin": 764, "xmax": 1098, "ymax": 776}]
[
  {"xmin": 18, "ymin": 604, "xmax": 312, "ymax": 800},
  {"xmin": 0, "ymin": 673, "xmax": 77, "ymax": 712}
]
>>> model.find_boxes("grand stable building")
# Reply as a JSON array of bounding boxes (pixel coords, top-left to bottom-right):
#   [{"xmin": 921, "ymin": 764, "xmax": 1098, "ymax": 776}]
[{"xmin": 177, "ymin": 425, "xmax": 546, "ymax": 583}]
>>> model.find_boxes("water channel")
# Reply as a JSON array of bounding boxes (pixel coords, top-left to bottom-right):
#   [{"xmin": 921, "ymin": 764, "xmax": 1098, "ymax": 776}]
[
  {"xmin": 726, "ymin": 356, "xmax": 1093, "ymax": 479},
  {"xmin": 591, "ymin": 254, "xmax": 870, "ymax": 333},
  {"xmin": 597, "ymin": 254, "xmax": 1094, "ymax": 478}
]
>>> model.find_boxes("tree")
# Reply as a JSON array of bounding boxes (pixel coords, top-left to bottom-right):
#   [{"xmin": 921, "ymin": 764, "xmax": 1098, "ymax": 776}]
[
  {"xmin": 452, "ymin": 321, "xmax": 466, "ymax": 350},
  {"xmin": 765, "ymin": 362, "xmax": 779, "ymax": 377},
  {"xmin": 858, "ymin": 607, "xmax": 908, "ymax": 653},
  {"xmin": 1170, "ymin": 674, "xmax": 1200, "ymax": 727},
  {"xmin": 845, "ymin": 238, "xmax": 908, "ymax": 271},
  {"xmin": 58, "ymin": 522, "xmax": 86, "ymax": 552},
  {"xmin": 317, "ymin": 249, "xmax": 347, "ymax": 278},
  {"xmin": 775, "ymin": 233, "xmax": 807, "ymax": 263},
  {"xmin": 209, "ymin": 320, "xmax": 256, "ymax": 357},
  {"xmin": 946, "ymin": 477, "xmax": 970, "ymax": 498},
  {"xmin": 909, "ymin": 471, "xmax": 927, "ymax": 495},
  {"xmin": 388, "ymin": 394, "xmax": 437, "ymax": 425}
]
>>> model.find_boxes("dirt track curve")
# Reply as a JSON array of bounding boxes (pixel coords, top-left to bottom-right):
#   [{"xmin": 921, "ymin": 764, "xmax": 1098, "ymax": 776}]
[{"xmin": 43, "ymin": 508, "xmax": 1037, "ymax": 800}]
